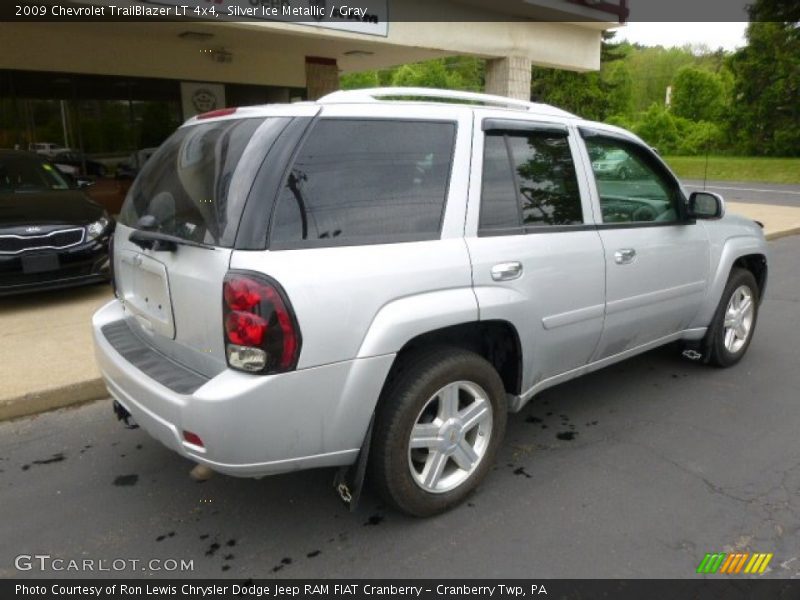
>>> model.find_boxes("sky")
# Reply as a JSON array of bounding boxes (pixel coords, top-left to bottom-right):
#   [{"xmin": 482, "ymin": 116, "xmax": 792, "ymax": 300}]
[{"xmin": 612, "ymin": 22, "xmax": 749, "ymax": 51}]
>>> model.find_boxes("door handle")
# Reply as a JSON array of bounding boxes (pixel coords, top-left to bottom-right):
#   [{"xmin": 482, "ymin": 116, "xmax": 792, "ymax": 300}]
[
  {"xmin": 614, "ymin": 248, "xmax": 637, "ymax": 265},
  {"xmin": 491, "ymin": 261, "xmax": 523, "ymax": 281}
]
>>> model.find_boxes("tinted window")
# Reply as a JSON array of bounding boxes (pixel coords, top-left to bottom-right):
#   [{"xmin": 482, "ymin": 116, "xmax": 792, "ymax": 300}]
[
  {"xmin": 120, "ymin": 117, "xmax": 287, "ymax": 247},
  {"xmin": 509, "ymin": 134, "xmax": 583, "ymax": 227},
  {"xmin": 585, "ymin": 136, "xmax": 683, "ymax": 224},
  {"xmin": 479, "ymin": 135, "xmax": 519, "ymax": 230},
  {"xmin": 0, "ymin": 154, "xmax": 70, "ymax": 192},
  {"xmin": 479, "ymin": 131, "xmax": 583, "ymax": 232},
  {"xmin": 270, "ymin": 119, "xmax": 455, "ymax": 247}
]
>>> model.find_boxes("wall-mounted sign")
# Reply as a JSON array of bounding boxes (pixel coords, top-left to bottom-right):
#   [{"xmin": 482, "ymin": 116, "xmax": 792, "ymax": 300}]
[{"xmin": 181, "ymin": 82, "xmax": 226, "ymax": 119}]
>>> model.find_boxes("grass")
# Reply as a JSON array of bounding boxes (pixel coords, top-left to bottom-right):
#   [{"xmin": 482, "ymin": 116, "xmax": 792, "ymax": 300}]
[{"xmin": 662, "ymin": 156, "xmax": 800, "ymax": 185}]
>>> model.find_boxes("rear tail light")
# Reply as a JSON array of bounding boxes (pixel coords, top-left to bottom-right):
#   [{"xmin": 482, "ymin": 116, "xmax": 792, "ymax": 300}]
[
  {"xmin": 197, "ymin": 107, "xmax": 238, "ymax": 120},
  {"xmin": 222, "ymin": 272, "xmax": 301, "ymax": 374}
]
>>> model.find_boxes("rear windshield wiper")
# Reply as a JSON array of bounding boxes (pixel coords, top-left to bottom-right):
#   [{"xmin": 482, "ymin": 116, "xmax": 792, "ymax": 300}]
[
  {"xmin": 128, "ymin": 229, "xmax": 214, "ymax": 252},
  {"xmin": 287, "ymin": 170, "xmax": 309, "ymax": 240}
]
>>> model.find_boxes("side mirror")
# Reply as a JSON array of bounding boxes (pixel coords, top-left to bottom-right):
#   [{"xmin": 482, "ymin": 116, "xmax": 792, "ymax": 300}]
[
  {"xmin": 76, "ymin": 177, "xmax": 95, "ymax": 189},
  {"xmin": 687, "ymin": 191, "xmax": 724, "ymax": 220}
]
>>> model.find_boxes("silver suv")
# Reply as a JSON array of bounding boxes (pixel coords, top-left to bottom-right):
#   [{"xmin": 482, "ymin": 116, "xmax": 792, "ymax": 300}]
[{"xmin": 93, "ymin": 88, "xmax": 768, "ymax": 516}]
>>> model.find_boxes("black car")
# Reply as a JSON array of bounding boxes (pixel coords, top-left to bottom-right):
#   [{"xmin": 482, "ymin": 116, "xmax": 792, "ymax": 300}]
[{"xmin": 0, "ymin": 150, "xmax": 114, "ymax": 296}]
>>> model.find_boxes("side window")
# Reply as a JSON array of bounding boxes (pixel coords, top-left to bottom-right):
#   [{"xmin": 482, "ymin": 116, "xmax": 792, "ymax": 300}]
[
  {"xmin": 270, "ymin": 119, "xmax": 455, "ymax": 247},
  {"xmin": 508, "ymin": 134, "xmax": 583, "ymax": 227},
  {"xmin": 479, "ymin": 134, "xmax": 520, "ymax": 230},
  {"xmin": 479, "ymin": 129, "xmax": 583, "ymax": 234},
  {"xmin": 584, "ymin": 136, "xmax": 684, "ymax": 224}
]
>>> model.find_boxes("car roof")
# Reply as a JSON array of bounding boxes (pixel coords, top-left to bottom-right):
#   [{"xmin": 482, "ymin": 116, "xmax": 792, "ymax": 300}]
[
  {"xmin": 183, "ymin": 87, "xmax": 646, "ymax": 148},
  {"xmin": 184, "ymin": 87, "xmax": 576, "ymax": 125},
  {"xmin": 319, "ymin": 87, "xmax": 576, "ymax": 118}
]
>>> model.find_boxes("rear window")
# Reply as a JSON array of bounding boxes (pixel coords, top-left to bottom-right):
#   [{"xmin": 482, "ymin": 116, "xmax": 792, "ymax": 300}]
[
  {"xmin": 120, "ymin": 117, "xmax": 288, "ymax": 247},
  {"xmin": 269, "ymin": 119, "xmax": 456, "ymax": 248}
]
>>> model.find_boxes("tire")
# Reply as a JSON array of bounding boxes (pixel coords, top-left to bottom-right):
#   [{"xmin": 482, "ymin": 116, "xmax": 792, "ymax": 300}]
[
  {"xmin": 705, "ymin": 268, "xmax": 759, "ymax": 367},
  {"xmin": 369, "ymin": 347, "xmax": 507, "ymax": 517}
]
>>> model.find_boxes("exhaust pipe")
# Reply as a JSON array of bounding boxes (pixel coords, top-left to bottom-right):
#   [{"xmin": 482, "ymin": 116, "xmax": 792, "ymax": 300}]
[
  {"xmin": 112, "ymin": 400, "xmax": 139, "ymax": 429},
  {"xmin": 113, "ymin": 400, "xmax": 214, "ymax": 481}
]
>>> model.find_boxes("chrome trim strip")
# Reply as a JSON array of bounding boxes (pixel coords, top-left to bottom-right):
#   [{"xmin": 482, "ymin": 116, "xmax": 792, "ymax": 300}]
[{"xmin": 0, "ymin": 227, "xmax": 86, "ymax": 255}]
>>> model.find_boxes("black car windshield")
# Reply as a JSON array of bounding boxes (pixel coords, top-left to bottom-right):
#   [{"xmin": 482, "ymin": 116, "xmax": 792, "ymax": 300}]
[{"xmin": 0, "ymin": 155, "xmax": 71, "ymax": 192}]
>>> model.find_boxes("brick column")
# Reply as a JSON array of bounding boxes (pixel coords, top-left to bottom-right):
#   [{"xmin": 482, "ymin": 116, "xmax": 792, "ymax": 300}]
[
  {"xmin": 305, "ymin": 56, "xmax": 340, "ymax": 100},
  {"xmin": 485, "ymin": 56, "xmax": 532, "ymax": 101}
]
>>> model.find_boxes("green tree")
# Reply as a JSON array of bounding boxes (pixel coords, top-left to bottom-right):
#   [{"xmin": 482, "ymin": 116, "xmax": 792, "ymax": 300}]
[
  {"xmin": 728, "ymin": 12, "xmax": 800, "ymax": 156},
  {"xmin": 632, "ymin": 104, "xmax": 681, "ymax": 154},
  {"xmin": 626, "ymin": 45, "xmax": 697, "ymax": 112},
  {"xmin": 530, "ymin": 68, "xmax": 606, "ymax": 120},
  {"xmin": 340, "ymin": 57, "xmax": 484, "ymax": 92},
  {"xmin": 604, "ymin": 60, "xmax": 634, "ymax": 116},
  {"xmin": 530, "ymin": 31, "xmax": 628, "ymax": 121},
  {"xmin": 675, "ymin": 120, "xmax": 723, "ymax": 155},
  {"xmin": 391, "ymin": 60, "xmax": 464, "ymax": 89},
  {"xmin": 340, "ymin": 70, "xmax": 380, "ymax": 90},
  {"xmin": 747, "ymin": 0, "xmax": 800, "ymax": 22},
  {"xmin": 671, "ymin": 66, "xmax": 726, "ymax": 122}
]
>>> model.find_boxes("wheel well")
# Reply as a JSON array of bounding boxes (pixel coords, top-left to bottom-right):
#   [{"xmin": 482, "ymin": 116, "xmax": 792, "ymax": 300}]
[
  {"xmin": 386, "ymin": 321, "xmax": 522, "ymax": 396},
  {"xmin": 733, "ymin": 254, "xmax": 768, "ymax": 299}
]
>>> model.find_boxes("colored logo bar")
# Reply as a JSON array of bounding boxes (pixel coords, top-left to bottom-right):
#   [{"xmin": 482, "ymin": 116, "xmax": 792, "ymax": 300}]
[{"xmin": 696, "ymin": 552, "xmax": 773, "ymax": 574}]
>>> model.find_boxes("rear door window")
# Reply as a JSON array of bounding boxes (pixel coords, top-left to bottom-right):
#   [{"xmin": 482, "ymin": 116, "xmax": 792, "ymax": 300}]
[
  {"xmin": 479, "ymin": 134, "xmax": 521, "ymax": 230},
  {"xmin": 269, "ymin": 119, "xmax": 456, "ymax": 248},
  {"xmin": 120, "ymin": 117, "xmax": 289, "ymax": 247},
  {"xmin": 479, "ymin": 129, "xmax": 583, "ymax": 234}
]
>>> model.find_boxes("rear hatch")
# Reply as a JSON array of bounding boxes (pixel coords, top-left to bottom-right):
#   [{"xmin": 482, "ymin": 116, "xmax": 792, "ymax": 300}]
[{"xmin": 113, "ymin": 108, "xmax": 315, "ymax": 378}]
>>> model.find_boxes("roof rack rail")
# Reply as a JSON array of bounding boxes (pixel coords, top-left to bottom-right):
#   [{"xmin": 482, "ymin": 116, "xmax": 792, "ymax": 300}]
[{"xmin": 317, "ymin": 87, "xmax": 573, "ymax": 117}]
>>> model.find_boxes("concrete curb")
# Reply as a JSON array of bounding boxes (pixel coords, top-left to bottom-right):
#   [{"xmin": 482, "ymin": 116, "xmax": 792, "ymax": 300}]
[
  {"xmin": 0, "ymin": 378, "xmax": 107, "ymax": 422},
  {"xmin": 766, "ymin": 226, "xmax": 800, "ymax": 241}
]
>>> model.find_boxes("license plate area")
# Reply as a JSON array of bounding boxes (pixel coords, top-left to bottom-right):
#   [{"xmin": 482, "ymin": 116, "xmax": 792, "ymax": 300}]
[
  {"xmin": 21, "ymin": 253, "xmax": 60, "ymax": 274},
  {"xmin": 118, "ymin": 250, "xmax": 175, "ymax": 339}
]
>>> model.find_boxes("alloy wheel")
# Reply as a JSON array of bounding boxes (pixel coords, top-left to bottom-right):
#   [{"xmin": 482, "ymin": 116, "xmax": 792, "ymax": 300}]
[
  {"xmin": 407, "ymin": 380, "xmax": 493, "ymax": 494},
  {"xmin": 723, "ymin": 285, "xmax": 755, "ymax": 354}
]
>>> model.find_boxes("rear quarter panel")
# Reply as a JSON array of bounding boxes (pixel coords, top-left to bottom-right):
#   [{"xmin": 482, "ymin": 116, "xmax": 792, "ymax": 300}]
[
  {"xmin": 229, "ymin": 102, "xmax": 477, "ymax": 368},
  {"xmin": 230, "ymin": 239, "xmax": 477, "ymax": 368}
]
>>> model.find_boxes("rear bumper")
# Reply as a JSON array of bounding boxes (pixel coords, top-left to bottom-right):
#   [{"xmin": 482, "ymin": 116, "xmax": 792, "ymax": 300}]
[{"xmin": 92, "ymin": 300, "xmax": 393, "ymax": 477}]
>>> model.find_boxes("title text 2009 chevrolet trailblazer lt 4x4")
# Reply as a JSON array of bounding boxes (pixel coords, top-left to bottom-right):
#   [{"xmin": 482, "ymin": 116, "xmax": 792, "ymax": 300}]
[{"xmin": 93, "ymin": 88, "xmax": 768, "ymax": 516}]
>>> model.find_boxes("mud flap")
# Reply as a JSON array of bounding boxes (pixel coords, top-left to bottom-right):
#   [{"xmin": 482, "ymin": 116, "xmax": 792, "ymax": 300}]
[
  {"xmin": 333, "ymin": 415, "xmax": 374, "ymax": 512},
  {"xmin": 688, "ymin": 318, "xmax": 720, "ymax": 365}
]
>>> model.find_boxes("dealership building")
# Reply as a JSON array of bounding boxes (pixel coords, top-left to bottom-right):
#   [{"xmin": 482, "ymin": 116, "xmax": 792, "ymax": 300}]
[{"xmin": 0, "ymin": 0, "xmax": 624, "ymax": 160}]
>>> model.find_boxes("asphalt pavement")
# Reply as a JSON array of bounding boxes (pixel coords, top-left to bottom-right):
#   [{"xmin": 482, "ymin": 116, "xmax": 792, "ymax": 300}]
[
  {"xmin": 1, "ymin": 237, "xmax": 799, "ymax": 579},
  {"xmin": 682, "ymin": 180, "xmax": 800, "ymax": 207}
]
